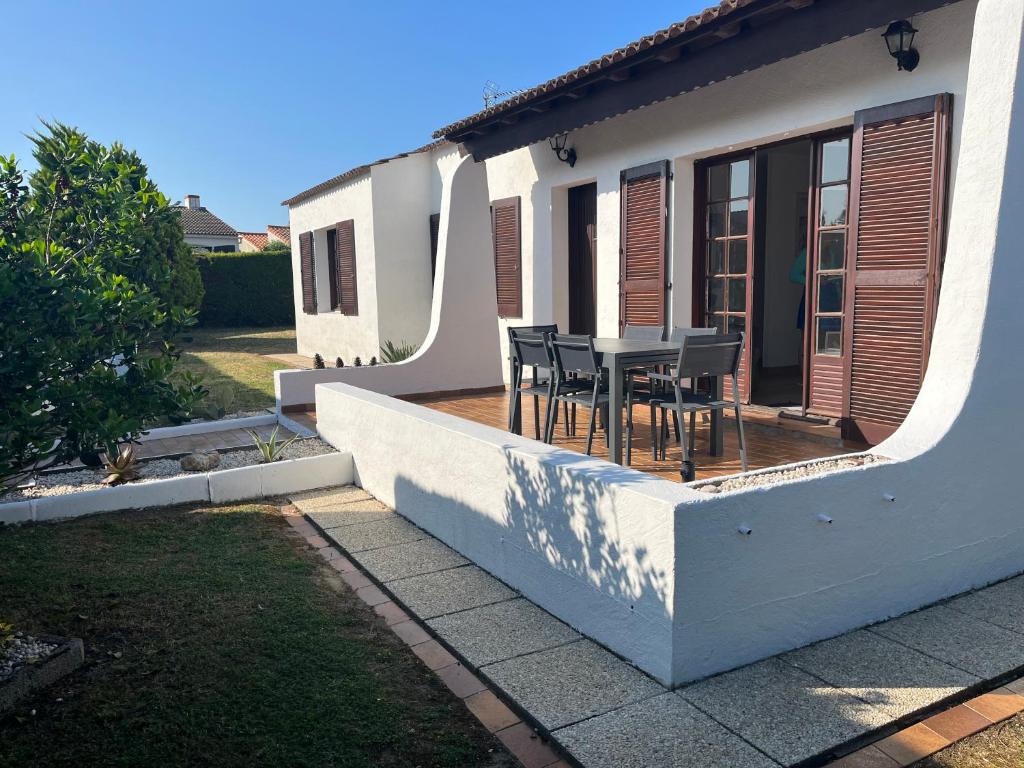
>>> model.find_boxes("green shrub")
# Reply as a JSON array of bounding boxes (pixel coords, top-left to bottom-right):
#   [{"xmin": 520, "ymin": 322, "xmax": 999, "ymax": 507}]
[{"xmin": 196, "ymin": 251, "xmax": 294, "ymax": 326}]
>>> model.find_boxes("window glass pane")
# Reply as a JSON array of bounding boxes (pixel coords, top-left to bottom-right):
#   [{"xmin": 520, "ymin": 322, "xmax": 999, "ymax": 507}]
[
  {"xmin": 730, "ymin": 159, "xmax": 750, "ymax": 199},
  {"xmin": 708, "ymin": 203, "xmax": 727, "ymax": 239},
  {"xmin": 728, "ymin": 278, "xmax": 746, "ymax": 312},
  {"xmin": 728, "ymin": 315, "xmax": 746, "ymax": 335},
  {"xmin": 708, "ymin": 279, "xmax": 724, "ymax": 312},
  {"xmin": 821, "ymin": 138, "xmax": 850, "ymax": 184},
  {"xmin": 817, "ymin": 274, "xmax": 843, "ymax": 313},
  {"xmin": 708, "ymin": 240, "xmax": 725, "ymax": 275},
  {"xmin": 820, "ymin": 185, "xmax": 848, "ymax": 227},
  {"xmin": 819, "ymin": 231, "xmax": 845, "ymax": 271},
  {"xmin": 816, "ymin": 317, "xmax": 842, "ymax": 355},
  {"xmin": 729, "ymin": 238, "xmax": 748, "ymax": 274},
  {"xmin": 729, "ymin": 199, "xmax": 748, "ymax": 236},
  {"xmin": 708, "ymin": 314, "xmax": 727, "ymax": 334},
  {"xmin": 708, "ymin": 164, "xmax": 729, "ymax": 202}
]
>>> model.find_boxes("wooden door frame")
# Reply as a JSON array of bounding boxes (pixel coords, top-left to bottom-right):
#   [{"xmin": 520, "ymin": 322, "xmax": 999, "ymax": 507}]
[{"xmin": 568, "ymin": 181, "xmax": 598, "ymax": 335}]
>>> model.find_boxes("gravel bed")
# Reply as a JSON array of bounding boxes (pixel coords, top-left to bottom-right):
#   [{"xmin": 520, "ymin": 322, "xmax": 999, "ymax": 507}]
[
  {"xmin": 1, "ymin": 438, "xmax": 334, "ymax": 502},
  {"xmin": 1, "ymin": 634, "xmax": 58, "ymax": 680},
  {"xmin": 696, "ymin": 453, "xmax": 887, "ymax": 494}
]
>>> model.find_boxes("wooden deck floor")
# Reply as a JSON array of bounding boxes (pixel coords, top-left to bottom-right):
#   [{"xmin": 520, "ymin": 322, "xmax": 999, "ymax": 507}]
[{"xmin": 420, "ymin": 390, "xmax": 863, "ymax": 483}]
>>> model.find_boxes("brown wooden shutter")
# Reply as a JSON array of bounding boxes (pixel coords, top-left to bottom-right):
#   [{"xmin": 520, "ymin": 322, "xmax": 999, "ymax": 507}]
[
  {"xmin": 620, "ymin": 161, "xmax": 669, "ymax": 335},
  {"xmin": 326, "ymin": 228, "xmax": 340, "ymax": 311},
  {"xmin": 299, "ymin": 230, "xmax": 317, "ymax": 315},
  {"xmin": 429, "ymin": 212, "xmax": 440, "ymax": 283},
  {"xmin": 491, "ymin": 197, "xmax": 522, "ymax": 318},
  {"xmin": 843, "ymin": 94, "xmax": 951, "ymax": 444},
  {"xmin": 336, "ymin": 219, "xmax": 358, "ymax": 315}
]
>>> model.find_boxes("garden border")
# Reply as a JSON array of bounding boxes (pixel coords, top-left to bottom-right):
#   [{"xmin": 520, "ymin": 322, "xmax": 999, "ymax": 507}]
[{"xmin": 138, "ymin": 412, "xmax": 277, "ymax": 442}]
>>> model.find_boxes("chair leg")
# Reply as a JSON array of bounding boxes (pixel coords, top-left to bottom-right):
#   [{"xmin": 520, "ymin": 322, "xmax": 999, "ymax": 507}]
[
  {"xmin": 545, "ymin": 380, "xmax": 559, "ymax": 444},
  {"xmin": 584, "ymin": 388, "xmax": 600, "ymax": 455},
  {"xmin": 563, "ymin": 401, "xmax": 570, "ymax": 437},
  {"xmin": 680, "ymin": 407, "xmax": 695, "ymax": 482},
  {"xmin": 689, "ymin": 412, "xmax": 696, "ymax": 454},
  {"xmin": 672, "ymin": 410, "xmax": 681, "ymax": 443},
  {"xmin": 734, "ymin": 404, "xmax": 748, "ymax": 472},
  {"xmin": 532, "ymin": 395, "xmax": 541, "ymax": 440},
  {"xmin": 649, "ymin": 403, "xmax": 659, "ymax": 460},
  {"xmin": 571, "ymin": 403, "xmax": 577, "ymax": 436},
  {"xmin": 508, "ymin": 367, "xmax": 522, "ymax": 434}
]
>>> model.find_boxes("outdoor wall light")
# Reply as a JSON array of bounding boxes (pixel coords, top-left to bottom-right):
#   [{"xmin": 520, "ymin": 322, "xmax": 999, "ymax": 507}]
[
  {"xmin": 817, "ymin": 513, "xmax": 833, "ymax": 524},
  {"xmin": 883, "ymin": 493, "xmax": 897, "ymax": 503},
  {"xmin": 736, "ymin": 525, "xmax": 752, "ymax": 536},
  {"xmin": 549, "ymin": 133, "xmax": 577, "ymax": 167},
  {"xmin": 882, "ymin": 19, "xmax": 920, "ymax": 72}
]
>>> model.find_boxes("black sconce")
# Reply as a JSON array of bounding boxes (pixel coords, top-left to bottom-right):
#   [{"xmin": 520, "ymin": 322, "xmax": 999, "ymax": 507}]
[
  {"xmin": 882, "ymin": 19, "xmax": 919, "ymax": 72},
  {"xmin": 549, "ymin": 133, "xmax": 577, "ymax": 167}
]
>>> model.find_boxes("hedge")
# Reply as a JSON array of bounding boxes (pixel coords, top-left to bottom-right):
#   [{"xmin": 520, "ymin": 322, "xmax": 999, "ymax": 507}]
[{"xmin": 196, "ymin": 250, "xmax": 295, "ymax": 326}]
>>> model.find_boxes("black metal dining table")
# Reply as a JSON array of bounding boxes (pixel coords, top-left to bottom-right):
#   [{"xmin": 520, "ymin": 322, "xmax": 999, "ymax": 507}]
[{"xmin": 508, "ymin": 337, "xmax": 723, "ymax": 466}]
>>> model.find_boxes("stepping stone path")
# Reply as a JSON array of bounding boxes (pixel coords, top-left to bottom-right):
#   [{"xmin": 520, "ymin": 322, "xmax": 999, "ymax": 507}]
[{"xmin": 290, "ymin": 486, "xmax": 1024, "ymax": 767}]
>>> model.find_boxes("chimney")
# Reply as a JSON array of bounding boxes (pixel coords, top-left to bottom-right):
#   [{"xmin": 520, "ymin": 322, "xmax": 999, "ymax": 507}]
[{"xmin": 185, "ymin": 194, "xmax": 201, "ymax": 209}]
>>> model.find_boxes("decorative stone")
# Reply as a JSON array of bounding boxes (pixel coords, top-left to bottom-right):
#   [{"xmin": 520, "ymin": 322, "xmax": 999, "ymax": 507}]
[{"xmin": 180, "ymin": 450, "xmax": 221, "ymax": 472}]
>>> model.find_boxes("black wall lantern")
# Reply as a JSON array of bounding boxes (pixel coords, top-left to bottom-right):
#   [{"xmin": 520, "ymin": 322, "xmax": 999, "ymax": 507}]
[
  {"xmin": 882, "ymin": 19, "xmax": 920, "ymax": 72},
  {"xmin": 549, "ymin": 133, "xmax": 577, "ymax": 167}
]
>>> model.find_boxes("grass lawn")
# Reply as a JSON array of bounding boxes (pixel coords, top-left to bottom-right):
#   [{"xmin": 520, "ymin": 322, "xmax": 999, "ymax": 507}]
[
  {"xmin": 176, "ymin": 326, "xmax": 300, "ymax": 412},
  {"xmin": 0, "ymin": 504, "xmax": 511, "ymax": 768}
]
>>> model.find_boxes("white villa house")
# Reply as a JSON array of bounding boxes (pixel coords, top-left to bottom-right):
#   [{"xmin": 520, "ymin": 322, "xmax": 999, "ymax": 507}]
[{"xmin": 276, "ymin": 0, "xmax": 1024, "ymax": 689}]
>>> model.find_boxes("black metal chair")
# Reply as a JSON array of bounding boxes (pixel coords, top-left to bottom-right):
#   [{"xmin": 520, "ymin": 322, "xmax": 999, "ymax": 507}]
[
  {"xmin": 646, "ymin": 332, "xmax": 746, "ymax": 482},
  {"xmin": 547, "ymin": 333, "xmax": 611, "ymax": 455},
  {"xmin": 508, "ymin": 326, "xmax": 587, "ymax": 441},
  {"xmin": 623, "ymin": 324, "xmax": 664, "ymax": 341}
]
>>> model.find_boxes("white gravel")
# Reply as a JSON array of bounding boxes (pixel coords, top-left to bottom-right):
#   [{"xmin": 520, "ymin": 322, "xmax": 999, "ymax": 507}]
[
  {"xmin": 696, "ymin": 453, "xmax": 887, "ymax": 494},
  {"xmin": 1, "ymin": 634, "xmax": 58, "ymax": 680},
  {"xmin": 1, "ymin": 438, "xmax": 334, "ymax": 502}
]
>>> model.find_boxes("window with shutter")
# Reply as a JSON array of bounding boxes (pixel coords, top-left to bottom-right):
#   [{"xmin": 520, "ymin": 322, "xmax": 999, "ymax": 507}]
[
  {"xmin": 491, "ymin": 197, "xmax": 522, "ymax": 318},
  {"xmin": 619, "ymin": 161, "xmax": 669, "ymax": 336},
  {"xmin": 326, "ymin": 228, "xmax": 339, "ymax": 311},
  {"xmin": 843, "ymin": 94, "xmax": 952, "ymax": 444},
  {"xmin": 299, "ymin": 230, "xmax": 317, "ymax": 315},
  {"xmin": 429, "ymin": 212, "xmax": 440, "ymax": 283},
  {"xmin": 336, "ymin": 219, "xmax": 358, "ymax": 315}
]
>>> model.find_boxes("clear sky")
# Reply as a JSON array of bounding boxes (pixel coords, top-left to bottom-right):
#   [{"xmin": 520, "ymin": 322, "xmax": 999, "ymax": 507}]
[{"xmin": 3, "ymin": 1, "xmax": 708, "ymax": 232}]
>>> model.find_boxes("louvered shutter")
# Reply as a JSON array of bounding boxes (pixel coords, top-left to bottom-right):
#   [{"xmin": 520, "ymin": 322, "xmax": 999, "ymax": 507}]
[
  {"xmin": 336, "ymin": 219, "xmax": 358, "ymax": 315},
  {"xmin": 491, "ymin": 197, "xmax": 522, "ymax": 318},
  {"xmin": 429, "ymin": 212, "xmax": 440, "ymax": 283},
  {"xmin": 843, "ymin": 94, "xmax": 951, "ymax": 444},
  {"xmin": 619, "ymin": 161, "xmax": 669, "ymax": 335},
  {"xmin": 326, "ymin": 228, "xmax": 340, "ymax": 311},
  {"xmin": 299, "ymin": 231, "xmax": 317, "ymax": 315}
]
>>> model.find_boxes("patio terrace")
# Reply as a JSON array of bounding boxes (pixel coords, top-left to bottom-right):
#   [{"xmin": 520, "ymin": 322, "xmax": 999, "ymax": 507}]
[{"xmin": 417, "ymin": 389, "xmax": 865, "ymax": 483}]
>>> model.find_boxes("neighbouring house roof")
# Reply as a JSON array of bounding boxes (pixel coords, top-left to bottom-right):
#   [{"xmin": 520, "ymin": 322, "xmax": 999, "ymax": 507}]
[
  {"xmin": 239, "ymin": 231, "xmax": 269, "ymax": 249},
  {"xmin": 173, "ymin": 205, "xmax": 237, "ymax": 237},
  {"xmin": 433, "ymin": 0, "xmax": 759, "ymax": 140},
  {"xmin": 267, "ymin": 224, "xmax": 291, "ymax": 244},
  {"xmin": 281, "ymin": 139, "xmax": 451, "ymax": 207}
]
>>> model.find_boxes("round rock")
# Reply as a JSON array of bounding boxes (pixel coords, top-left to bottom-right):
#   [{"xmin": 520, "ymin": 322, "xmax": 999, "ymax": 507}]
[{"xmin": 179, "ymin": 450, "xmax": 221, "ymax": 472}]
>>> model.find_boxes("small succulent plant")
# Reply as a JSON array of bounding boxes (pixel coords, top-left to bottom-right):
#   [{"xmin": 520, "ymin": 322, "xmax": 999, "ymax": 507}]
[
  {"xmin": 380, "ymin": 339, "xmax": 419, "ymax": 363},
  {"xmin": 369, "ymin": 356, "xmax": 378, "ymax": 366},
  {"xmin": 247, "ymin": 426, "xmax": 299, "ymax": 463},
  {"xmin": 312, "ymin": 353, "xmax": 325, "ymax": 369},
  {"xmin": 354, "ymin": 357, "xmax": 362, "ymax": 367},
  {"xmin": 335, "ymin": 357, "xmax": 344, "ymax": 368},
  {"xmin": 101, "ymin": 443, "xmax": 141, "ymax": 485}
]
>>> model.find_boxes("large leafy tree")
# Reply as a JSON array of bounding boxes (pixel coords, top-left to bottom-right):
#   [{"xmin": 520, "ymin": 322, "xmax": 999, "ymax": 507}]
[{"xmin": 0, "ymin": 122, "xmax": 205, "ymax": 484}]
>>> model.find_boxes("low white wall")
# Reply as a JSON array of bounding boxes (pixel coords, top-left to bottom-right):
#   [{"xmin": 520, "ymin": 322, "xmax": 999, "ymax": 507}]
[
  {"xmin": 315, "ymin": 382, "xmax": 684, "ymax": 685},
  {"xmin": 276, "ymin": 154, "xmax": 504, "ymax": 408}
]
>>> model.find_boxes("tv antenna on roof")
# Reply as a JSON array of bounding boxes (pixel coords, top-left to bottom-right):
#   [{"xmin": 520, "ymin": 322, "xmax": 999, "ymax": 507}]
[{"xmin": 483, "ymin": 80, "xmax": 524, "ymax": 108}]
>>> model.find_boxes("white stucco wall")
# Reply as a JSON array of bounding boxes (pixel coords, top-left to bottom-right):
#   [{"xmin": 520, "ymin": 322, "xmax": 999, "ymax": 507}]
[
  {"xmin": 480, "ymin": 1, "xmax": 977, "ymax": 381},
  {"xmin": 288, "ymin": 175, "xmax": 379, "ymax": 360}
]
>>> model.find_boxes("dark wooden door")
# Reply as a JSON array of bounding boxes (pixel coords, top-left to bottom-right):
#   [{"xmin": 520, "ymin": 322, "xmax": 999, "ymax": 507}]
[
  {"xmin": 843, "ymin": 94, "xmax": 952, "ymax": 443},
  {"xmin": 805, "ymin": 134, "xmax": 853, "ymax": 417},
  {"xmin": 697, "ymin": 155, "xmax": 755, "ymax": 402},
  {"xmin": 619, "ymin": 161, "xmax": 669, "ymax": 335},
  {"xmin": 568, "ymin": 182, "xmax": 597, "ymax": 335}
]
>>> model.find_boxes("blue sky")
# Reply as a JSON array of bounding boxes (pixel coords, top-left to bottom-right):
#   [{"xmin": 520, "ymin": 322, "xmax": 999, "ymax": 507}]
[{"xmin": 4, "ymin": 1, "xmax": 707, "ymax": 231}]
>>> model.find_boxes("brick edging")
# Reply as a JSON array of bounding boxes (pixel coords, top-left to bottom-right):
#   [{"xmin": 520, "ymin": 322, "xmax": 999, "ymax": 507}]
[{"xmin": 281, "ymin": 506, "xmax": 573, "ymax": 768}]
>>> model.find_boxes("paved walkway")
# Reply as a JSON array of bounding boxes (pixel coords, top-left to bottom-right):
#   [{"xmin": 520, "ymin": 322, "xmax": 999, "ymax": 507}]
[
  {"xmin": 292, "ymin": 486, "xmax": 1024, "ymax": 768},
  {"xmin": 137, "ymin": 422, "xmax": 294, "ymax": 459}
]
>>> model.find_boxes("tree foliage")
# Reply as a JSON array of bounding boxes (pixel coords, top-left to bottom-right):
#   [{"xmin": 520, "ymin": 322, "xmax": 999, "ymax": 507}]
[{"xmin": 0, "ymin": 122, "xmax": 205, "ymax": 484}]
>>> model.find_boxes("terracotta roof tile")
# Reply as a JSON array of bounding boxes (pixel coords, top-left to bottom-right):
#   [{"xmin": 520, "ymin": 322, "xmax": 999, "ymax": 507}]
[
  {"xmin": 238, "ymin": 231, "xmax": 269, "ymax": 249},
  {"xmin": 266, "ymin": 225, "xmax": 291, "ymax": 244},
  {"xmin": 433, "ymin": 0, "xmax": 755, "ymax": 139}
]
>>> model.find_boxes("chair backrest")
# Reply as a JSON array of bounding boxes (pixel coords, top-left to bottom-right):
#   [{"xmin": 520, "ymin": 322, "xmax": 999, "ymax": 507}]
[
  {"xmin": 623, "ymin": 324, "xmax": 664, "ymax": 341},
  {"xmin": 509, "ymin": 329, "xmax": 553, "ymax": 370},
  {"xmin": 674, "ymin": 332, "xmax": 744, "ymax": 380},
  {"xmin": 669, "ymin": 326, "xmax": 718, "ymax": 343},
  {"xmin": 548, "ymin": 333, "xmax": 600, "ymax": 378},
  {"xmin": 507, "ymin": 324, "xmax": 558, "ymax": 361}
]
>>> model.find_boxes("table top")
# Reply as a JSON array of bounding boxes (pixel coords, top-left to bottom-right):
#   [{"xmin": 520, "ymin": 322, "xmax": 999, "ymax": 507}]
[{"xmin": 591, "ymin": 338, "xmax": 682, "ymax": 356}]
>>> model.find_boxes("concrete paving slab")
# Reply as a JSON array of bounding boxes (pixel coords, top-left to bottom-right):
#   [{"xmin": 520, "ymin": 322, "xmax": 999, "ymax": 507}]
[
  {"xmin": 321, "ymin": 516, "xmax": 426, "ymax": 553},
  {"xmin": 946, "ymin": 574, "xmax": 1024, "ymax": 634},
  {"xmin": 782, "ymin": 629, "xmax": 980, "ymax": 719},
  {"xmin": 427, "ymin": 598, "xmax": 580, "ymax": 668},
  {"xmin": 555, "ymin": 692, "xmax": 780, "ymax": 768},
  {"xmin": 304, "ymin": 500, "xmax": 393, "ymax": 530},
  {"xmin": 290, "ymin": 486, "xmax": 371, "ymax": 510},
  {"xmin": 482, "ymin": 640, "xmax": 664, "ymax": 730},
  {"xmin": 679, "ymin": 657, "xmax": 889, "ymax": 766},
  {"xmin": 869, "ymin": 604, "xmax": 1024, "ymax": 679},
  {"xmin": 357, "ymin": 538, "xmax": 469, "ymax": 583},
  {"xmin": 387, "ymin": 564, "xmax": 517, "ymax": 619}
]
